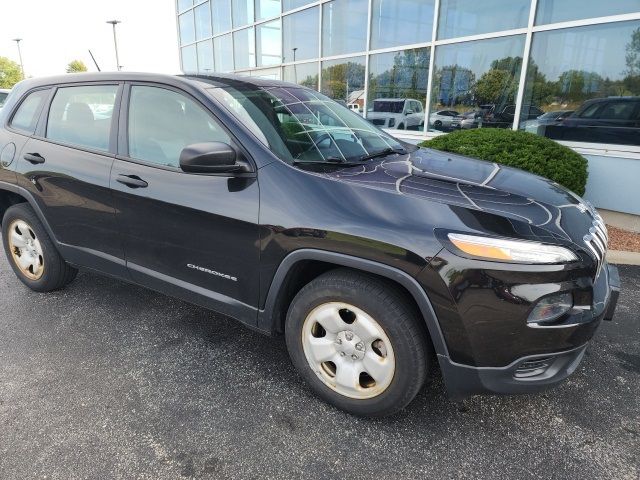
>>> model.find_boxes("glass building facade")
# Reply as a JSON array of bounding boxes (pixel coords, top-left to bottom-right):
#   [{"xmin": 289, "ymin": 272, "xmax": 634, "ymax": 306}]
[{"xmin": 177, "ymin": 0, "xmax": 640, "ymax": 154}]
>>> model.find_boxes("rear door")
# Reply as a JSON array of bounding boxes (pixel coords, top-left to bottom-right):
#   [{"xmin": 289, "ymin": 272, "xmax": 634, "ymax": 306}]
[
  {"xmin": 14, "ymin": 83, "xmax": 126, "ymax": 275},
  {"xmin": 110, "ymin": 83, "xmax": 260, "ymax": 323}
]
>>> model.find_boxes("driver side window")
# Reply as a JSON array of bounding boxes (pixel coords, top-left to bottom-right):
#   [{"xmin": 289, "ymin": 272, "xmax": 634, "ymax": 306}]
[{"xmin": 128, "ymin": 85, "xmax": 232, "ymax": 168}]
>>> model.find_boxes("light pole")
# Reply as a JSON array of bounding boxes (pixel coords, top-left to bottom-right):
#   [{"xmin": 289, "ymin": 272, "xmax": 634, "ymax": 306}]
[
  {"xmin": 106, "ymin": 20, "xmax": 122, "ymax": 71},
  {"xmin": 292, "ymin": 47, "xmax": 298, "ymax": 83},
  {"xmin": 12, "ymin": 38, "xmax": 24, "ymax": 79}
]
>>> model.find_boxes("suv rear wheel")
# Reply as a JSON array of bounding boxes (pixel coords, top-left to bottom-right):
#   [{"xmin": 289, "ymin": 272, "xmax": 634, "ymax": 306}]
[
  {"xmin": 285, "ymin": 269, "xmax": 430, "ymax": 417},
  {"xmin": 2, "ymin": 203, "xmax": 77, "ymax": 292}
]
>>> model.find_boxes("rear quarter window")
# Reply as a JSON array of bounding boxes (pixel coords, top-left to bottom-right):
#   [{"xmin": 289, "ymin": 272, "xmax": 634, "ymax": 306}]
[{"xmin": 9, "ymin": 89, "xmax": 50, "ymax": 134}]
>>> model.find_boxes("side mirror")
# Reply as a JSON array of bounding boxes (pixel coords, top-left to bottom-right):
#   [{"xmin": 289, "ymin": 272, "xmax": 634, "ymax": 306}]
[
  {"xmin": 179, "ymin": 142, "xmax": 250, "ymax": 174},
  {"xmin": 405, "ymin": 109, "xmax": 414, "ymax": 115}
]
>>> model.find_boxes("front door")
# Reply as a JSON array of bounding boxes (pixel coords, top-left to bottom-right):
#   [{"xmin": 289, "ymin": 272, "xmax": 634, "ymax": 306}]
[{"xmin": 110, "ymin": 84, "xmax": 260, "ymax": 324}]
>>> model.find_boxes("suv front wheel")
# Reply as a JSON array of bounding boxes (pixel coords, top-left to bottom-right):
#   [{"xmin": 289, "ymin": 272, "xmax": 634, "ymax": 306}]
[
  {"xmin": 285, "ymin": 269, "xmax": 431, "ymax": 417},
  {"xmin": 2, "ymin": 203, "xmax": 77, "ymax": 292}
]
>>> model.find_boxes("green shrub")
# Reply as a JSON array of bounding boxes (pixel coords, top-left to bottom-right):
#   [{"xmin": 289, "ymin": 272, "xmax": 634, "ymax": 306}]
[{"xmin": 419, "ymin": 129, "xmax": 588, "ymax": 195}]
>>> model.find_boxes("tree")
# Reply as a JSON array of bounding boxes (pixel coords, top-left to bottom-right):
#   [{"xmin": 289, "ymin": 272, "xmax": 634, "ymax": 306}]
[
  {"xmin": 474, "ymin": 69, "xmax": 518, "ymax": 105},
  {"xmin": 0, "ymin": 57, "xmax": 23, "ymax": 88},
  {"xmin": 625, "ymin": 27, "xmax": 640, "ymax": 77},
  {"xmin": 66, "ymin": 60, "xmax": 88, "ymax": 73}
]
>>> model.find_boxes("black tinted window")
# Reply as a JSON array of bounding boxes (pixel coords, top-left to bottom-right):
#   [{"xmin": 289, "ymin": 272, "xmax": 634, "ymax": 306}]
[
  {"xmin": 128, "ymin": 86, "xmax": 232, "ymax": 168},
  {"xmin": 47, "ymin": 85, "xmax": 118, "ymax": 151},
  {"xmin": 10, "ymin": 89, "xmax": 49, "ymax": 134}
]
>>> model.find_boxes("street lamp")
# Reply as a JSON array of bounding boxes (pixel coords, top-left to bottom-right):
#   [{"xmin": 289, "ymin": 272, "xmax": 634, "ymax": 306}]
[
  {"xmin": 106, "ymin": 20, "xmax": 122, "ymax": 71},
  {"xmin": 12, "ymin": 38, "xmax": 24, "ymax": 79},
  {"xmin": 292, "ymin": 47, "xmax": 298, "ymax": 83}
]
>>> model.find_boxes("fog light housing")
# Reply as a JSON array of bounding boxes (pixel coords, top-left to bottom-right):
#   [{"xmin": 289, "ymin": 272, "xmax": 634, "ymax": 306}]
[{"xmin": 527, "ymin": 292, "xmax": 573, "ymax": 324}]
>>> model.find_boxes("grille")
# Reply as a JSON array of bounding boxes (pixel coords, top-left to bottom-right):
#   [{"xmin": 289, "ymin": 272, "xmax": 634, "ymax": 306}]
[{"xmin": 582, "ymin": 205, "xmax": 609, "ymax": 276}]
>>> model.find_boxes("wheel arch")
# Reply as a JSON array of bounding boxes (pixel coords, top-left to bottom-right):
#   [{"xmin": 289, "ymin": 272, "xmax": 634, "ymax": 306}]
[
  {"xmin": 0, "ymin": 182, "xmax": 58, "ymax": 243},
  {"xmin": 258, "ymin": 249, "xmax": 449, "ymax": 358}
]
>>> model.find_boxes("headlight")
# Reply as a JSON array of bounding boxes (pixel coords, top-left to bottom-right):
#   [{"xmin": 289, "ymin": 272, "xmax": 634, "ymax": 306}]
[
  {"xmin": 447, "ymin": 233, "xmax": 578, "ymax": 264},
  {"xmin": 528, "ymin": 292, "xmax": 573, "ymax": 324}
]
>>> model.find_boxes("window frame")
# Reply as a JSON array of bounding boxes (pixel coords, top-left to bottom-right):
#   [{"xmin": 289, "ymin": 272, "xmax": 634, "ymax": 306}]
[
  {"xmin": 39, "ymin": 82, "xmax": 123, "ymax": 156},
  {"xmin": 118, "ymin": 81, "xmax": 256, "ymax": 176}
]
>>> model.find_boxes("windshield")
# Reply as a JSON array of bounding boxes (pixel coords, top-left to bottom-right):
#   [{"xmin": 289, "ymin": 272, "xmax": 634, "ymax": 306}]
[
  {"xmin": 209, "ymin": 85, "xmax": 408, "ymax": 164},
  {"xmin": 372, "ymin": 100, "xmax": 404, "ymax": 113}
]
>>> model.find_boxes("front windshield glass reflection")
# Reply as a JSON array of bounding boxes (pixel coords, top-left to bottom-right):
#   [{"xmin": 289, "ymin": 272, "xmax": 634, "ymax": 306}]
[{"xmin": 208, "ymin": 86, "xmax": 407, "ymax": 164}]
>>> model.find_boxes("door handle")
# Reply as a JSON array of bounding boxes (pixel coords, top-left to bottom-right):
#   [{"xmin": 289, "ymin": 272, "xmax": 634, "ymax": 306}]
[
  {"xmin": 116, "ymin": 174, "xmax": 148, "ymax": 189},
  {"xmin": 24, "ymin": 153, "xmax": 45, "ymax": 165}
]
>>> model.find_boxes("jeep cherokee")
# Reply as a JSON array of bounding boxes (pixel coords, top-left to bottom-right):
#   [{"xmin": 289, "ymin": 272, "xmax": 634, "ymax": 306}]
[{"xmin": 0, "ymin": 73, "xmax": 620, "ymax": 417}]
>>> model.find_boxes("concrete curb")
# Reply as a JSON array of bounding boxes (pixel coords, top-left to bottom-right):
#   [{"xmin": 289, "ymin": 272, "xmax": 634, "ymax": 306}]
[{"xmin": 607, "ymin": 250, "xmax": 640, "ymax": 266}]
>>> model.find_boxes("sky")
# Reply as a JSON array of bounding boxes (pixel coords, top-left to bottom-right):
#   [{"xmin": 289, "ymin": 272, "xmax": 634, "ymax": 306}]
[{"xmin": 1, "ymin": 0, "xmax": 180, "ymax": 77}]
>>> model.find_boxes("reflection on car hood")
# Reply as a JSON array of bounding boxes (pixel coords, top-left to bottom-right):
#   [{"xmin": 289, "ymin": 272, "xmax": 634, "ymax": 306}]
[{"xmin": 322, "ymin": 147, "xmax": 594, "ymax": 245}]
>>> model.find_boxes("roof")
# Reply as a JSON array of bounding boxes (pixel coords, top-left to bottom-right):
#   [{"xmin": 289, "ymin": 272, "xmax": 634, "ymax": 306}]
[{"xmin": 14, "ymin": 71, "xmax": 304, "ymax": 91}]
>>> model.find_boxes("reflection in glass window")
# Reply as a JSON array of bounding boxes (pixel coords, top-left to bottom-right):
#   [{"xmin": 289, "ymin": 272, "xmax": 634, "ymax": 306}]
[
  {"xmin": 284, "ymin": 61, "xmax": 319, "ymax": 88},
  {"xmin": 283, "ymin": 7, "xmax": 319, "ymax": 63},
  {"xmin": 232, "ymin": 0, "xmax": 254, "ymax": 27},
  {"xmin": 214, "ymin": 34, "xmax": 234, "ymax": 72},
  {"xmin": 520, "ymin": 21, "xmax": 640, "ymax": 147},
  {"xmin": 128, "ymin": 86, "xmax": 232, "ymax": 168},
  {"xmin": 257, "ymin": 20, "xmax": 282, "ymax": 66},
  {"xmin": 178, "ymin": 0, "xmax": 193, "ymax": 13},
  {"xmin": 536, "ymin": 0, "xmax": 640, "ymax": 25},
  {"xmin": 371, "ymin": 0, "xmax": 435, "ymax": 50},
  {"xmin": 321, "ymin": 57, "xmax": 366, "ymax": 107},
  {"xmin": 182, "ymin": 45, "xmax": 198, "ymax": 73},
  {"xmin": 430, "ymin": 35, "xmax": 526, "ymax": 132},
  {"xmin": 367, "ymin": 48, "xmax": 430, "ymax": 131},
  {"xmin": 256, "ymin": 0, "xmax": 281, "ymax": 20},
  {"xmin": 234, "ymin": 27, "xmax": 256, "ymax": 70},
  {"xmin": 179, "ymin": 11, "xmax": 195, "ymax": 45},
  {"xmin": 194, "ymin": 2, "xmax": 212, "ymax": 40},
  {"xmin": 283, "ymin": 0, "xmax": 313, "ymax": 11},
  {"xmin": 208, "ymin": 86, "xmax": 404, "ymax": 164},
  {"xmin": 212, "ymin": 0, "xmax": 233, "ymax": 34},
  {"xmin": 438, "ymin": 0, "xmax": 530, "ymax": 39},
  {"xmin": 197, "ymin": 40, "xmax": 214, "ymax": 73},
  {"xmin": 10, "ymin": 89, "xmax": 49, "ymax": 133},
  {"xmin": 322, "ymin": 0, "xmax": 368, "ymax": 56},
  {"xmin": 47, "ymin": 85, "xmax": 118, "ymax": 151}
]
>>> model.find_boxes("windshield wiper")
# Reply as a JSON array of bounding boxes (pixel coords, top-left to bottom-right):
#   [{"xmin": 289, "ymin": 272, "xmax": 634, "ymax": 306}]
[
  {"xmin": 358, "ymin": 147, "xmax": 406, "ymax": 162},
  {"xmin": 292, "ymin": 157, "xmax": 367, "ymax": 167}
]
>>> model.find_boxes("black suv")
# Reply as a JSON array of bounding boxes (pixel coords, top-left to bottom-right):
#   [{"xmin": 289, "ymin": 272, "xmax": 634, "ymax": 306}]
[
  {"xmin": 0, "ymin": 74, "xmax": 620, "ymax": 417},
  {"xmin": 545, "ymin": 97, "xmax": 640, "ymax": 146}
]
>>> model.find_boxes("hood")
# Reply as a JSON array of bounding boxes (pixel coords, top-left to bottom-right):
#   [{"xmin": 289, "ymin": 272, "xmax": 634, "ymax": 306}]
[{"xmin": 322, "ymin": 147, "xmax": 599, "ymax": 249}]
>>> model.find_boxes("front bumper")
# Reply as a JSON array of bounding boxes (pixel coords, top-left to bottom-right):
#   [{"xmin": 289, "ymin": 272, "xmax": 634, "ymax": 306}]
[{"xmin": 436, "ymin": 263, "xmax": 620, "ymax": 400}]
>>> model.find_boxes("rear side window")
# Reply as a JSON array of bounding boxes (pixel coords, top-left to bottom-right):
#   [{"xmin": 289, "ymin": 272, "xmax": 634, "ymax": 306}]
[
  {"xmin": 10, "ymin": 89, "xmax": 50, "ymax": 134},
  {"xmin": 127, "ymin": 85, "xmax": 232, "ymax": 168},
  {"xmin": 46, "ymin": 85, "xmax": 118, "ymax": 151}
]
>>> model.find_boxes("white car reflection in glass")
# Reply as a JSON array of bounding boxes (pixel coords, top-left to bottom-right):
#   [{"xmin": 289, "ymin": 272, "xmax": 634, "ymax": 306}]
[{"xmin": 366, "ymin": 98, "xmax": 424, "ymax": 130}]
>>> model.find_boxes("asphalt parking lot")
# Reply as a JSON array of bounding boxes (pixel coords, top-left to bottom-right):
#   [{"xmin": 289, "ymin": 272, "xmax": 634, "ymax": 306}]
[{"xmin": 0, "ymin": 247, "xmax": 638, "ymax": 480}]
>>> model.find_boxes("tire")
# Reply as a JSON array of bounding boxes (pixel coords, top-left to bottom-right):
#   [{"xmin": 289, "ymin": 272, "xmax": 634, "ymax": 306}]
[
  {"xmin": 285, "ymin": 269, "xmax": 431, "ymax": 417},
  {"xmin": 397, "ymin": 123, "xmax": 405, "ymax": 130},
  {"xmin": 434, "ymin": 120, "xmax": 443, "ymax": 129},
  {"xmin": 2, "ymin": 203, "xmax": 77, "ymax": 292}
]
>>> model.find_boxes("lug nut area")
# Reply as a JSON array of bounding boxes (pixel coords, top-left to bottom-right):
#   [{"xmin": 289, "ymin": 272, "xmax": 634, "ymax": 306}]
[{"xmin": 335, "ymin": 330, "xmax": 365, "ymax": 361}]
